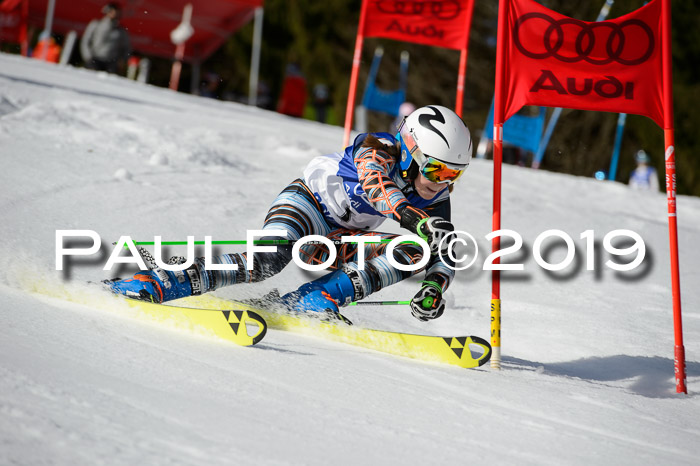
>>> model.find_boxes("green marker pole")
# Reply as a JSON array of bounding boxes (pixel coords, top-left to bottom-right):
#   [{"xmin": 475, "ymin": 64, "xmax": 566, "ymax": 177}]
[{"xmin": 130, "ymin": 238, "xmax": 418, "ymax": 246}]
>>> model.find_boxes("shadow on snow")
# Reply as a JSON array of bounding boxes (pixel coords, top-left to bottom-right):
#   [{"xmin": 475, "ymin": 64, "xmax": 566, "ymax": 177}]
[{"xmin": 504, "ymin": 354, "xmax": 699, "ymax": 398}]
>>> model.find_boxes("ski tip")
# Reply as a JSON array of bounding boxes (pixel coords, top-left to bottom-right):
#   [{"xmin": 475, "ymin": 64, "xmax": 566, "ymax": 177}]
[
  {"xmin": 220, "ymin": 309, "xmax": 268, "ymax": 346},
  {"xmin": 471, "ymin": 336, "xmax": 492, "ymax": 367}
]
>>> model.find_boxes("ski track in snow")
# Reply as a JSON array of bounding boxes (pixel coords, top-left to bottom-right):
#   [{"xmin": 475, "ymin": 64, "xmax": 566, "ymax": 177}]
[{"xmin": 1, "ymin": 53, "xmax": 699, "ymax": 465}]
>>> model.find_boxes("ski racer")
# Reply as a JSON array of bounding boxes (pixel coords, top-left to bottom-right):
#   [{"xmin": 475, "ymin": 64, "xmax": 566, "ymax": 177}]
[{"xmin": 108, "ymin": 105, "xmax": 473, "ymax": 322}]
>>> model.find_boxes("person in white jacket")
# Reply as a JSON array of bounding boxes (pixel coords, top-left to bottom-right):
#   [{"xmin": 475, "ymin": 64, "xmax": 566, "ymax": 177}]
[
  {"xmin": 629, "ymin": 150, "xmax": 659, "ymax": 191},
  {"xmin": 80, "ymin": 3, "xmax": 131, "ymax": 74}
]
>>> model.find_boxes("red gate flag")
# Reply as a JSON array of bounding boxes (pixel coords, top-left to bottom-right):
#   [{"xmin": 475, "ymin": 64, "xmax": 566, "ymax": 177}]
[
  {"xmin": 343, "ymin": 0, "xmax": 475, "ymax": 146},
  {"xmin": 363, "ymin": 0, "xmax": 473, "ymax": 50},
  {"xmin": 500, "ymin": 0, "xmax": 664, "ymax": 127},
  {"xmin": 492, "ymin": 0, "xmax": 686, "ymax": 393}
]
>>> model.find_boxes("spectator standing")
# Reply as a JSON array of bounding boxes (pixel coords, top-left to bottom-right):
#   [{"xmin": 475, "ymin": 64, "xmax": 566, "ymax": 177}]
[
  {"xmin": 255, "ymin": 80, "xmax": 273, "ymax": 109},
  {"xmin": 32, "ymin": 31, "xmax": 61, "ymax": 63},
  {"xmin": 629, "ymin": 150, "xmax": 659, "ymax": 191},
  {"xmin": 277, "ymin": 63, "xmax": 307, "ymax": 118},
  {"xmin": 80, "ymin": 3, "xmax": 130, "ymax": 75},
  {"xmin": 199, "ymin": 72, "xmax": 221, "ymax": 99},
  {"xmin": 312, "ymin": 83, "xmax": 331, "ymax": 123}
]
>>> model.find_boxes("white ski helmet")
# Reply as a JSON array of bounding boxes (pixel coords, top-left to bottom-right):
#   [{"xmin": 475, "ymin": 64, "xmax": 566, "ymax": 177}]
[{"xmin": 397, "ymin": 105, "xmax": 472, "ymax": 183}]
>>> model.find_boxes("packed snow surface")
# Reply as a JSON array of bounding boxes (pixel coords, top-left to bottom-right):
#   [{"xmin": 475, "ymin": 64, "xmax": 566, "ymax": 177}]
[{"xmin": 1, "ymin": 53, "xmax": 699, "ymax": 465}]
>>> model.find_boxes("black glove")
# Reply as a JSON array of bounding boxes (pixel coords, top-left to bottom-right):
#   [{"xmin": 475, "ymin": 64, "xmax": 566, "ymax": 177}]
[
  {"xmin": 418, "ymin": 217, "xmax": 454, "ymax": 255},
  {"xmin": 410, "ymin": 281, "xmax": 445, "ymax": 321},
  {"xmin": 399, "ymin": 207, "xmax": 454, "ymax": 255}
]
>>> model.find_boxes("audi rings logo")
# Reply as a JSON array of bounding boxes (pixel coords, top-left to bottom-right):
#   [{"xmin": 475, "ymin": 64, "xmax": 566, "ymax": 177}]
[
  {"xmin": 513, "ymin": 13, "xmax": 655, "ymax": 66},
  {"xmin": 375, "ymin": 0, "xmax": 462, "ymax": 20}
]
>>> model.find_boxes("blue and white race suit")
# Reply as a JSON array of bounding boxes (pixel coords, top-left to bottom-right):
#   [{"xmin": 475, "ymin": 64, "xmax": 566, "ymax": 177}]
[{"xmin": 197, "ymin": 133, "xmax": 456, "ymax": 297}]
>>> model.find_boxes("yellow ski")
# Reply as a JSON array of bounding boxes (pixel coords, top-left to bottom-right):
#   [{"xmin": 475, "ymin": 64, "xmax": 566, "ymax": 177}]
[
  {"xmin": 124, "ymin": 299, "xmax": 267, "ymax": 347},
  {"xmin": 183, "ymin": 294, "xmax": 492, "ymax": 369},
  {"xmin": 23, "ymin": 281, "xmax": 267, "ymax": 347},
  {"xmin": 25, "ymin": 280, "xmax": 490, "ymax": 367}
]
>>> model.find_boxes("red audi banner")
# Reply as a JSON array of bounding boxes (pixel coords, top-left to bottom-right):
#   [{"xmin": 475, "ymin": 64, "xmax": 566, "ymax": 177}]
[
  {"xmin": 492, "ymin": 0, "xmax": 686, "ymax": 393},
  {"xmin": 343, "ymin": 0, "xmax": 475, "ymax": 146},
  {"xmin": 362, "ymin": 0, "xmax": 473, "ymax": 50},
  {"xmin": 499, "ymin": 0, "xmax": 664, "ymax": 127}
]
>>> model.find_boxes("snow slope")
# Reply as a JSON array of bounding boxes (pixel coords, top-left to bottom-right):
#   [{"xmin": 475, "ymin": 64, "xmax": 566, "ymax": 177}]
[{"xmin": 1, "ymin": 53, "xmax": 699, "ymax": 465}]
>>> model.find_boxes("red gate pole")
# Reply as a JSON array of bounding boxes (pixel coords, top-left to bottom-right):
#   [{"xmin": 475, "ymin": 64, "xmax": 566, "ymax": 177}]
[
  {"xmin": 490, "ymin": 0, "xmax": 511, "ymax": 370},
  {"xmin": 664, "ymin": 128, "xmax": 686, "ymax": 394},
  {"xmin": 343, "ymin": 0, "xmax": 369, "ymax": 148},
  {"xmin": 455, "ymin": 48, "xmax": 467, "ymax": 118},
  {"xmin": 661, "ymin": 0, "xmax": 686, "ymax": 394},
  {"xmin": 454, "ymin": 0, "xmax": 475, "ymax": 118}
]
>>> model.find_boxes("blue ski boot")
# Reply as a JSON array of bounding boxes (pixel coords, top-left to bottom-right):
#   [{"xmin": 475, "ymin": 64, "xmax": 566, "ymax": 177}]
[
  {"xmin": 105, "ymin": 266, "xmax": 202, "ymax": 303},
  {"xmin": 279, "ymin": 268, "xmax": 366, "ymax": 324}
]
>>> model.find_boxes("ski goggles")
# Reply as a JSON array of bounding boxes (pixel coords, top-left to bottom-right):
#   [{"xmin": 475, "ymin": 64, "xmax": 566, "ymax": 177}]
[
  {"xmin": 398, "ymin": 119, "xmax": 466, "ymax": 184},
  {"xmin": 420, "ymin": 157, "xmax": 466, "ymax": 184}
]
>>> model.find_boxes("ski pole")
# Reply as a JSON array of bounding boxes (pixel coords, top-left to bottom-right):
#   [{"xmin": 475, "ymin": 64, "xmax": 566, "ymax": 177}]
[{"xmin": 348, "ymin": 300, "xmax": 410, "ymax": 306}]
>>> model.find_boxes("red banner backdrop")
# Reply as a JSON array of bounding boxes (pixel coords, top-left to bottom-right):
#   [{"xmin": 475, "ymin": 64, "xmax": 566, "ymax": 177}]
[
  {"xmin": 1, "ymin": 0, "xmax": 262, "ymax": 63},
  {"xmin": 363, "ymin": 0, "xmax": 472, "ymax": 50},
  {"xmin": 499, "ymin": 0, "xmax": 664, "ymax": 126},
  {"xmin": 0, "ymin": 0, "xmax": 28, "ymax": 54}
]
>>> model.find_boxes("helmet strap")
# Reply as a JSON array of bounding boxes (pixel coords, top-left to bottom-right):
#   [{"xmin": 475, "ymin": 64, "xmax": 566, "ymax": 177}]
[{"xmin": 404, "ymin": 160, "xmax": 419, "ymax": 181}]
